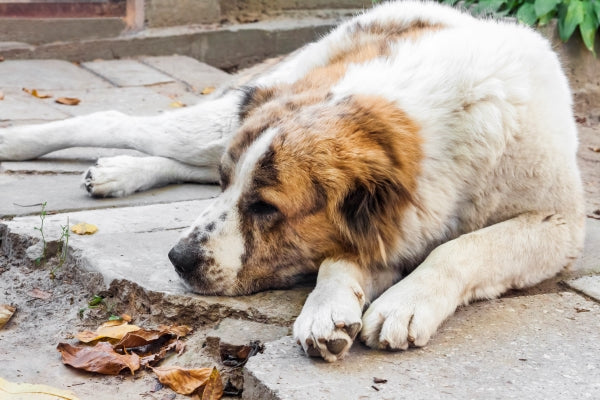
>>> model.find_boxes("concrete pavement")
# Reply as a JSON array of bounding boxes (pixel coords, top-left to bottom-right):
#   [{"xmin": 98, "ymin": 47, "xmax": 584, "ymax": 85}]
[{"xmin": 0, "ymin": 56, "xmax": 599, "ymax": 399}]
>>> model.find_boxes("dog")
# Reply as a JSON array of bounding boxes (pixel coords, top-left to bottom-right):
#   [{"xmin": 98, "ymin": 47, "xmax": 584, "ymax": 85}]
[{"xmin": 0, "ymin": 1, "xmax": 585, "ymax": 362}]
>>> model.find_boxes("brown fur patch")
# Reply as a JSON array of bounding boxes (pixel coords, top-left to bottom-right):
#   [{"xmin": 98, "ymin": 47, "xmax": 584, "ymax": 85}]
[{"xmin": 233, "ymin": 94, "xmax": 422, "ymax": 291}]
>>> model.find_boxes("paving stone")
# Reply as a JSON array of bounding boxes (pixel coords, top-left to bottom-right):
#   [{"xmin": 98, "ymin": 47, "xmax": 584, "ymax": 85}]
[
  {"xmin": 572, "ymin": 218, "xmax": 600, "ymax": 275},
  {"xmin": 1, "ymin": 148, "xmax": 147, "ymax": 173},
  {"xmin": 1, "ymin": 201, "xmax": 310, "ymax": 325},
  {"xmin": 140, "ymin": 55, "xmax": 233, "ymax": 91},
  {"xmin": 566, "ymin": 275, "xmax": 600, "ymax": 302},
  {"xmin": 147, "ymin": 82, "xmax": 204, "ymax": 107},
  {"xmin": 0, "ymin": 173, "xmax": 220, "ymax": 217},
  {"xmin": 206, "ymin": 318, "xmax": 291, "ymax": 359},
  {"xmin": 82, "ymin": 59, "xmax": 175, "ymax": 87},
  {"xmin": 244, "ymin": 292, "xmax": 600, "ymax": 400},
  {"xmin": 0, "ymin": 88, "xmax": 70, "ymax": 121},
  {"xmin": 48, "ymin": 86, "xmax": 190, "ymax": 116},
  {"xmin": 0, "ymin": 60, "xmax": 112, "ymax": 90}
]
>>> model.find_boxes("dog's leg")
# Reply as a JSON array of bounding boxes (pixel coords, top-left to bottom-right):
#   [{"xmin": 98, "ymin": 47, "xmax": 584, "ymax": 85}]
[
  {"xmin": 0, "ymin": 91, "xmax": 241, "ymax": 164},
  {"xmin": 293, "ymin": 259, "xmax": 401, "ymax": 362},
  {"xmin": 82, "ymin": 155, "xmax": 219, "ymax": 197},
  {"xmin": 360, "ymin": 211, "xmax": 584, "ymax": 351}
]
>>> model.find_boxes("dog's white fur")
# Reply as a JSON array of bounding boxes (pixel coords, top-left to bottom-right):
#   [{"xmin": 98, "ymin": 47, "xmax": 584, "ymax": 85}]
[{"xmin": 0, "ymin": 1, "xmax": 585, "ymax": 362}]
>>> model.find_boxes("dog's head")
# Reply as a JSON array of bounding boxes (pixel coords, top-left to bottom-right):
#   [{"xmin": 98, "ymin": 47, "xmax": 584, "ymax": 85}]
[{"xmin": 169, "ymin": 92, "xmax": 422, "ymax": 295}]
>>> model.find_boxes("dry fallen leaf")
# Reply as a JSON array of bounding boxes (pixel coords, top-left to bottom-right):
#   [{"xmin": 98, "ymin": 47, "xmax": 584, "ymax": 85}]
[
  {"xmin": 152, "ymin": 366, "xmax": 213, "ymax": 395},
  {"xmin": 27, "ymin": 288, "xmax": 52, "ymax": 300},
  {"xmin": 0, "ymin": 304, "xmax": 16, "ymax": 329},
  {"xmin": 57, "ymin": 341, "xmax": 140, "ymax": 375},
  {"xmin": 76, "ymin": 321, "xmax": 141, "ymax": 343},
  {"xmin": 201, "ymin": 86, "xmax": 216, "ymax": 95},
  {"xmin": 22, "ymin": 88, "xmax": 52, "ymax": 99},
  {"xmin": 0, "ymin": 91, "xmax": 4, "ymax": 101},
  {"xmin": 170, "ymin": 101, "xmax": 186, "ymax": 108},
  {"xmin": 589, "ymin": 146, "xmax": 600, "ymax": 153},
  {"xmin": 114, "ymin": 324, "xmax": 192, "ymax": 349},
  {"xmin": 71, "ymin": 222, "xmax": 98, "ymax": 235},
  {"xmin": 201, "ymin": 367, "xmax": 224, "ymax": 400},
  {"xmin": 0, "ymin": 56, "xmax": 4, "ymax": 62},
  {"xmin": 140, "ymin": 339, "xmax": 185, "ymax": 367},
  {"xmin": 55, "ymin": 97, "xmax": 81, "ymax": 106},
  {"xmin": 0, "ymin": 377, "xmax": 79, "ymax": 400}
]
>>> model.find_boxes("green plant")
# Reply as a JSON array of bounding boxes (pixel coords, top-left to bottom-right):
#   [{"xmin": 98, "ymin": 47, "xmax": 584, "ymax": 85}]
[
  {"xmin": 50, "ymin": 217, "xmax": 70, "ymax": 280},
  {"xmin": 442, "ymin": 0, "xmax": 600, "ymax": 53},
  {"xmin": 33, "ymin": 202, "xmax": 48, "ymax": 265}
]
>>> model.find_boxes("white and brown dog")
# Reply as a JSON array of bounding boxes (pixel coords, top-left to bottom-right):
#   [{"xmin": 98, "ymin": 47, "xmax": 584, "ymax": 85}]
[{"xmin": 0, "ymin": 1, "xmax": 585, "ymax": 362}]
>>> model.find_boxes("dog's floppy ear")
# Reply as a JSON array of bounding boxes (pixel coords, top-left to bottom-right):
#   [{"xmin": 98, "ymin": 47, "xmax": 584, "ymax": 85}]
[{"xmin": 333, "ymin": 95, "xmax": 422, "ymax": 265}]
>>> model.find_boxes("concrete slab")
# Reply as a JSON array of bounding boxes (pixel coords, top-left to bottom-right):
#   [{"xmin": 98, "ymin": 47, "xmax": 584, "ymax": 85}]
[
  {"xmin": 140, "ymin": 55, "xmax": 233, "ymax": 91},
  {"xmin": 566, "ymin": 275, "xmax": 600, "ymax": 302},
  {"xmin": 0, "ymin": 60, "xmax": 112, "ymax": 90},
  {"xmin": 1, "ymin": 148, "xmax": 149, "ymax": 174},
  {"xmin": 1, "ymin": 200, "xmax": 309, "ymax": 325},
  {"xmin": 48, "ymin": 86, "xmax": 191, "ymax": 116},
  {"xmin": 573, "ymin": 218, "xmax": 600, "ymax": 275},
  {"xmin": 147, "ymin": 82, "xmax": 204, "ymax": 107},
  {"xmin": 244, "ymin": 292, "xmax": 600, "ymax": 400},
  {"xmin": 82, "ymin": 59, "xmax": 175, "ymax": 87},
  {"xmin": 0, "ymin": 88, "xmax": 70, "ymax": 121},
  {"xmin": 0, "ymin": 173, "xmax": 220, "ymax": 217}
]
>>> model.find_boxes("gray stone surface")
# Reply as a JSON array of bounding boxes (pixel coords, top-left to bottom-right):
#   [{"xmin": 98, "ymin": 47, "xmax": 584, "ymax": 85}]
[
  {"xmin": 244, "ymin": 293, "xmax": 600, "ymax": 400},
  {"xmin": 206, "ymin": 317, "xmax": 291, "ymax": 351},
  {"xmin": 141, "ymin": 55, "xmax": 233, "ymax": 91},
  {"xmin": 572, "ymin": 218, "xmax": 600, "ymax": 275},
  {"xmin": 82, "ymin": 59, "xmax": 175, "ymax": 87},
  {"xmin": 0, "ymin": 173, "xmax": 220, "ymax": 217},
  {"xmin": 1, "ymin": 200, "xmax": 309, "ymax": 324},
  {"xmin": 50, "ymin": 86, "xmax": 197, "ymax": 116},
  {"xmin": 145, "ymin": 0, "xmax": 221, "ymax": 27},
  {"xmin": 0, "ymin": 60, "xmax": 112, "ymax": 89},
  {"xmin": 566, "ymin": 275, "xmax": 600, "ymax": 302},
  {"xmin": 0, "ymin": 88, "xmax": 70, "ymax": 121}
]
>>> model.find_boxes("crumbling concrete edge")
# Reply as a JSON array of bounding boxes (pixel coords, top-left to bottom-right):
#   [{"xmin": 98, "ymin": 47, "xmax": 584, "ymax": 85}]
[{"xmin": 0, "ymin": 220, "xmax": 299, "ymax": 327}]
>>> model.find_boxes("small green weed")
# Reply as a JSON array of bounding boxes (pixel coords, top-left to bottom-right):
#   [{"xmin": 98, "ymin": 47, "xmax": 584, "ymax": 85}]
[{"xmin": 33, "ymin": 202, "xmax": 48, "ymax": 266}]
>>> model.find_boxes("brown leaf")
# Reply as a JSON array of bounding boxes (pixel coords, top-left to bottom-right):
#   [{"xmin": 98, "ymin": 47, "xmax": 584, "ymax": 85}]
[
  {"xmin": 57, "ymin": 341, "xmax": 140, "ymax": 375},
  {"xmin": 0, "ymin": 91, "xmax": 4, "ymax": 101},
  {"xmin": 152, "ymin": 366, "xmax": 212, "ymax": 395},
  {"xmin": 76, "ymin": 321, "xmax": 141, "ymax": 343},
  {"xmin": 588, "ymin": 146, "xmax": 600, "ymax": 153},
  {"xmin": 27, "ymin": 288, "xmax": 52, "ymax": 300},
  {"xmin": 55, "ymin": 97, "xmax": 81, "ymax": 106},
  {"xmin": 201, "ymin": 86, "xmax": 216, "ymax": 95},
  {"xmin": 0, "ymin": 377, "xmax": 79, "ymax": 399},
  {"xmin": 115, "ymin": 324, "xmax": 192, "ymax": 349},
  {"xmin": 202, "ymin": 367, "xmax": 223, "ymax": 400},
  {"xmin": 22, "ymin": 88, "xmax": 52, "ymax": 99},
  {"xmin": 158, "ymin": 324, "xmax": 193, "ymax": 338},
  {"xmin": 170, "ymin": 101, "xmax": 186, "ymax": 108},
  {"xmin": 0, "ymin": 56, "xmax": 4, "ymax": 62},
  {"xmin": 0, "ymin": 304, "xmax": 16, "ymax": 329},
  {"xmin": 139, "ymin": 339, "xmax": 184, "ymax": 367}
]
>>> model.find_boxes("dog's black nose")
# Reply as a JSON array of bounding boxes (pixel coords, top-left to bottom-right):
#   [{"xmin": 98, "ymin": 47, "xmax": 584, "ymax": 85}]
[{"xmin": 168, "ymin": 245, "xmax": 197, "ymax": 273}]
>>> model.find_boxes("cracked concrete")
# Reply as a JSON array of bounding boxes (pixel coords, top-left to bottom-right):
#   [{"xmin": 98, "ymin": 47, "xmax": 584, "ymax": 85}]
[{"xmin": 0, "ymin": 50, "xmax": 599, "ymax": 400}]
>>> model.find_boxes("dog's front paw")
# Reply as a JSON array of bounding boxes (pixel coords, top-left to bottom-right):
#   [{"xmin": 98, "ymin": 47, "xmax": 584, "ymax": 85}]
[
  {"xmin": 82, "ymin": 156, "xmax": 142, "ymax": 197},
  {"xmin": 293, "ymin": 282, "xmax": 364, "ymax": 362},
  {"xmin": 360, "ymin": 273, "xmax": 458, "ymax": 351}
]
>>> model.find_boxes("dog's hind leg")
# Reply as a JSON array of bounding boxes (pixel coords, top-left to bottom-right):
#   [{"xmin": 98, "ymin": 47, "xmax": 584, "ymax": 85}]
[
  {"xmin": 82, "ymin": 155, "xmax": 220, "ymax": 197},
  {"xmin": 0, "ymin": 91, "xmax": 242, "ymax": 164}
]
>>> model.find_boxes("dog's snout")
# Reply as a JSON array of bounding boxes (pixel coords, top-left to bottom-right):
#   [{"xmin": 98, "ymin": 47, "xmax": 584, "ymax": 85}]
[{"xmin": 168, "ymin": 244, "xmax": 197, "ymax": 273}]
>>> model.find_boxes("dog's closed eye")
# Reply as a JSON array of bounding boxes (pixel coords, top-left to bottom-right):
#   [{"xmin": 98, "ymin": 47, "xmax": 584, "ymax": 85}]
[{"xmin": 248, "ymin": 200, "xmax": 279, "ymax": 216}]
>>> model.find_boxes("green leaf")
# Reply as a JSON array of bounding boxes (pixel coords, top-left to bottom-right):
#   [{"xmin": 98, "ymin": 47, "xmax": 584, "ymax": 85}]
[
  {"xmin": 472, "ymin": 0, "xmax": 506, "ymax": 14},
  {"xmin": 558, "ymin": 0, "xmax": 585, "ymax": 42},
  {"xmin": 517, "ymin": 3, "xmax": 538, "ymax": 25},
  {"xmin": 534, "ymin": 0, "xmax": 561, "ymax": 17},
  {"xmin": 442, "ymin": 0, "xmax": 460, "ymax": 5},
  {"xmin": 580, "ymin": 1, "xmax": 599, "ymax": 53},
  {"xmin": 88, "ymin": 295, "xmax": 104, "ymax": 306},
  {"xmin": 537, "ymin": 10, "xmax": 556, "ymax": 26},
  {"xmin": 593, "ymin": 0, "xmax": 600, "ymax": 21}
]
